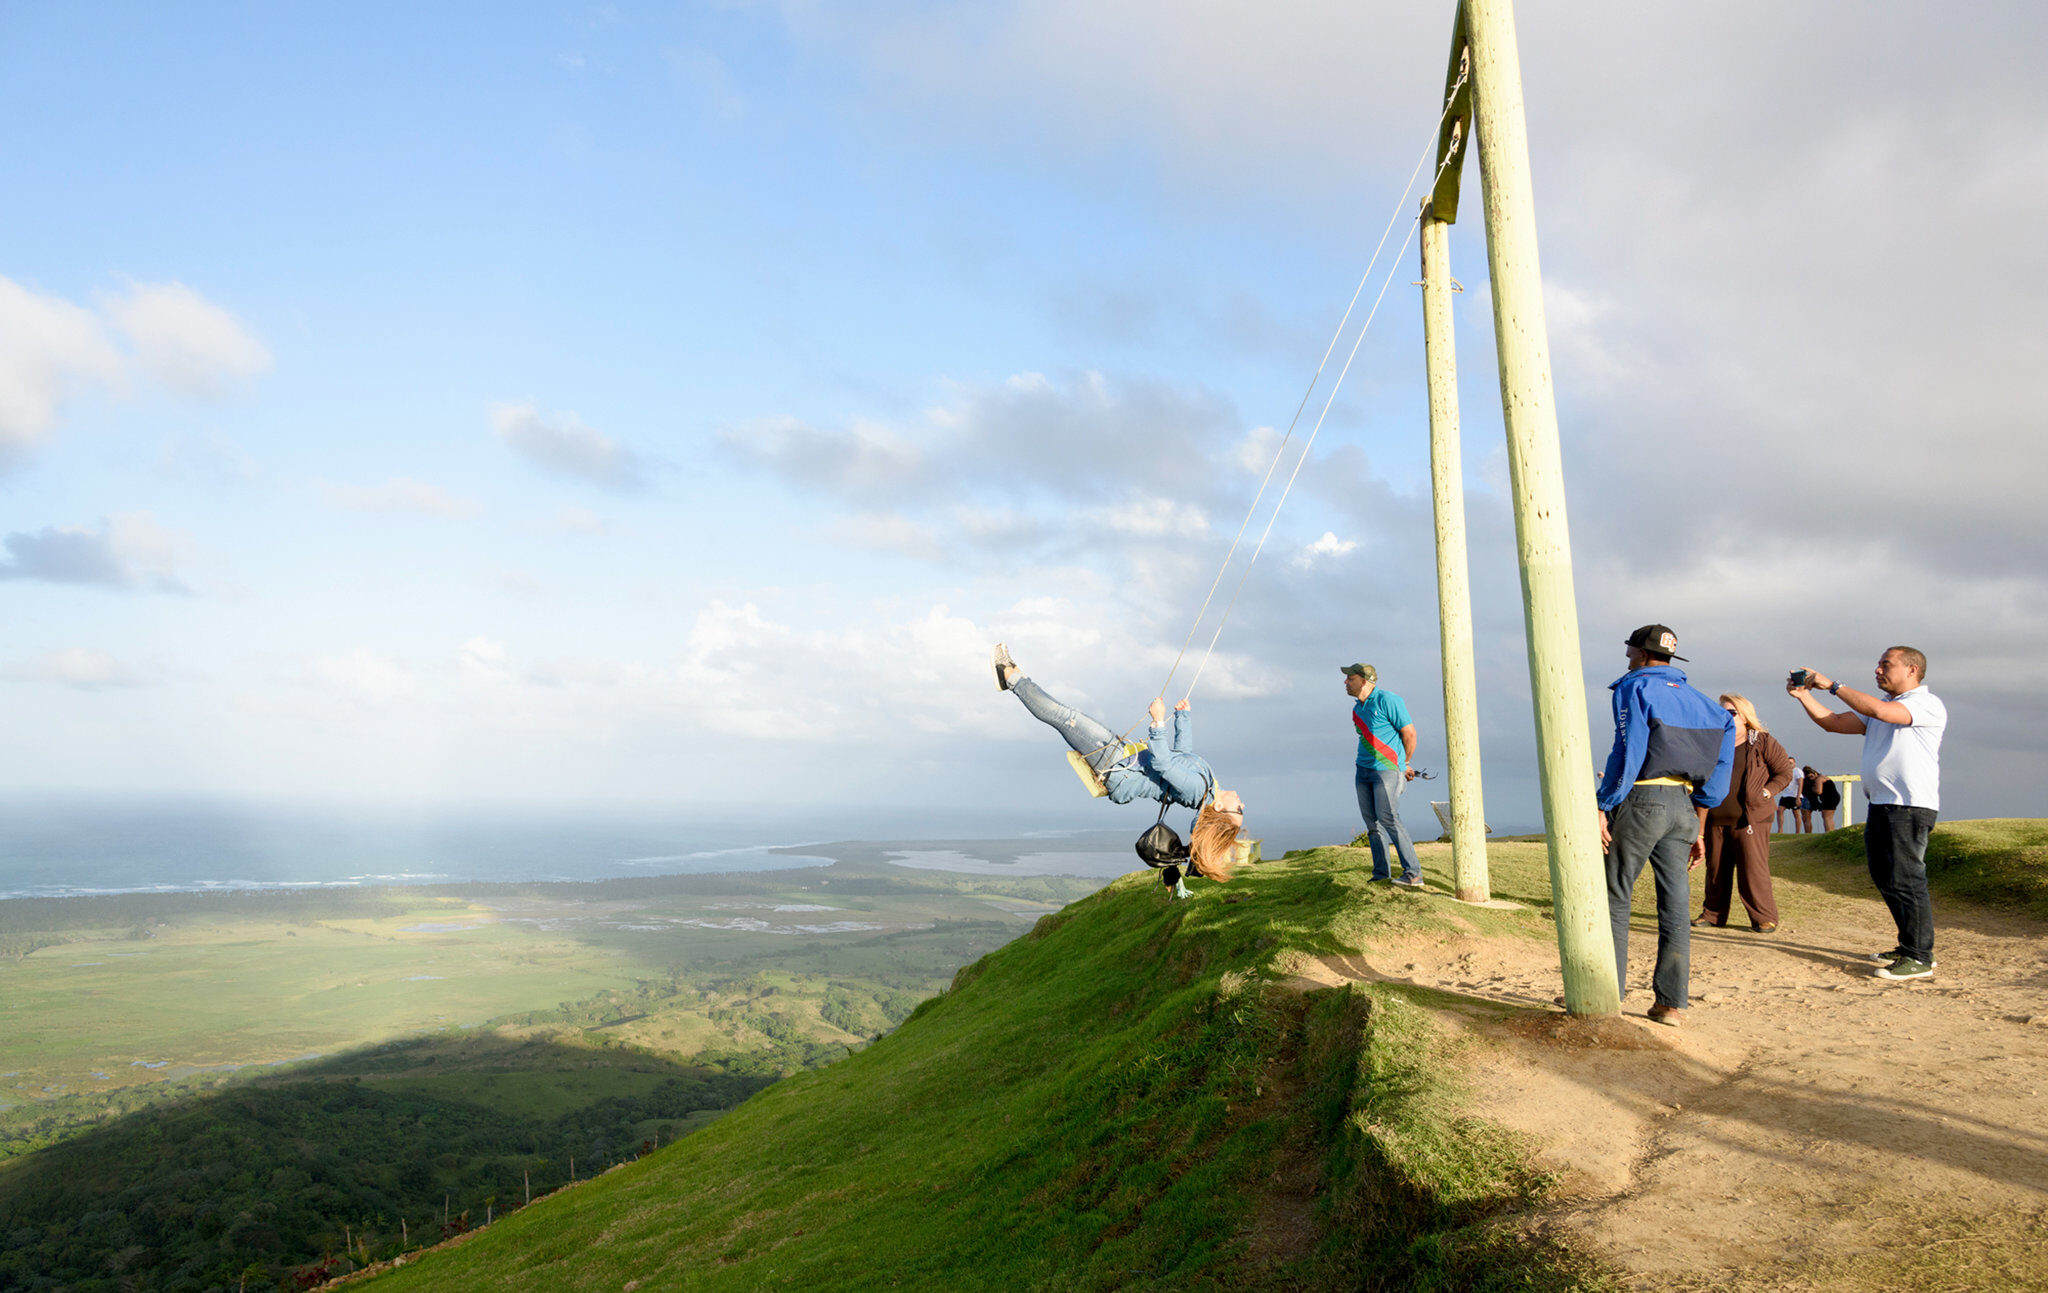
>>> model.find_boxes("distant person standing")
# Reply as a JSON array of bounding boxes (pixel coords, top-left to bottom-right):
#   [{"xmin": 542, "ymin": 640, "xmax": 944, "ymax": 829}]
[
  {"xmin": 1694, "ymin": 694, "xmax": 1796, "ymax": 932},
  {"xmin": 1342, "ymin": 663, "xmax": 1423, "ymax": 888},
  {"xmin": 1815, "ymin": 771, "xmax": 1842, "ymax": 831},
  {"xmin": 1788, "ymin": 647, "xmax": 1946, "ymax": 981},
  {"xmin": 1597, "ymin": 625, "xmax": 1736, "ymax": 1027},
  {"xmin": 1775, "ymin": 775, "xmax": 1799, "ymax": 833}
]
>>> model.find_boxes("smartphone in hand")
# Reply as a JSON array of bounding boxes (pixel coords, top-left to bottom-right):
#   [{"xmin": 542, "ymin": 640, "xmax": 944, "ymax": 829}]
[{"xmin": 1788, "ymin": 668, "xmax": 1814, "ymax": 688}]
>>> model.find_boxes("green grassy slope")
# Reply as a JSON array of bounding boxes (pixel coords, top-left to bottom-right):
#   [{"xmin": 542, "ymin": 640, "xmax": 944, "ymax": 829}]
[
  {"xmin": 358, "ymin": 844, "xmax": 1605, "ymax": 1293},
  {"xmin": 1780, "ymin": 817, "xmax": 2048, "ymax": 918}
]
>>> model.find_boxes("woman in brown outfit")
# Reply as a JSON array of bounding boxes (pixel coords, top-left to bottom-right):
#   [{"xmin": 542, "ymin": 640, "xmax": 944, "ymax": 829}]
[{"xmin": 1694, "ymin": 693, "xmax": 1797, "ymax": 932}]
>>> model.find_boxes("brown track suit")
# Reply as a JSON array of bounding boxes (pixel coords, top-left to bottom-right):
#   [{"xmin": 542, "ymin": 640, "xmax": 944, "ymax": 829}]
[{"xmin": 1700, "ymin": 730, "xmax": 1796, "ymax": 928}]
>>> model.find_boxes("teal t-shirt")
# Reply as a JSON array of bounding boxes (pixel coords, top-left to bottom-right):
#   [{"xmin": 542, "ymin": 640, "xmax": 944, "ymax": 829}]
[{"xmin": 1352, "ymin": 690, "xmax": 1411, "ymax": 772}]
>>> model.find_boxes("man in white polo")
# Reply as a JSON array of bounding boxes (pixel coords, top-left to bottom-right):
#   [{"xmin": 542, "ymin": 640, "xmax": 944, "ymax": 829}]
[{"xmin": 1787, "ymin": 646, "xmax": 1946, "ymax": 981}]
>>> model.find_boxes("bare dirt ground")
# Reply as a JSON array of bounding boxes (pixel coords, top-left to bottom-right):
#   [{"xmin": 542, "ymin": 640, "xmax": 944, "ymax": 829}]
[{"xmin": 1304, "ymin": 862, "xmax": 2048, "ymax": 1290}]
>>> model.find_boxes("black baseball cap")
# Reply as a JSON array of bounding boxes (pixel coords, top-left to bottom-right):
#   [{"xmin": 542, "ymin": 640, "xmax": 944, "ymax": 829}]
[{"xmin": 1624, "ymin": 624, "xmax": 1687, "ymax": 662}]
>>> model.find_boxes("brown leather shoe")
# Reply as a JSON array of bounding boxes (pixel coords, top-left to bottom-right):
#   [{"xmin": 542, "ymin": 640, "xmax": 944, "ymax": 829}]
[
  {"xmin": 1647, "ymin": 1003, "xmax": 1685, "ymax": 1027},
  {"xmin": 1753, "ymin": 922, "xmax": 1779, "ymax": 933},
  {"xmin": 1690, "ymin": 914, "xmax": 1723, "ymax": 927}
]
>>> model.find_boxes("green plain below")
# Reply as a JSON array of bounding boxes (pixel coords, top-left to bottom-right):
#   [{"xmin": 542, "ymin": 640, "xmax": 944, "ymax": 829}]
[{"xmin": 350, "ymin": 820, "xmax": 2048, "ymax": 1293}]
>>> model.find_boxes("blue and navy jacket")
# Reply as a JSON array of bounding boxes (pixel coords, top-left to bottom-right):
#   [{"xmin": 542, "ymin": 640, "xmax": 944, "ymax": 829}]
[
  {"xmin": 1105, "ymin": 709, "xmax": 1216, "ymax": 810},
  {"xmin": 1597, "ymin": 664, "xmax": 1735, "ymax": 812}
]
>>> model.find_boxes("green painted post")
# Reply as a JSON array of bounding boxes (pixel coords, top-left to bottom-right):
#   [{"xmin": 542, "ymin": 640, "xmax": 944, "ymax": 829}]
[
  {"xmin": 1418, "ymin": 206, "xmax": 1491, "ymax": 903},
  {"xmin": 1459, "ymin": 0, "xmax": 1619, "ymax": 1013}
]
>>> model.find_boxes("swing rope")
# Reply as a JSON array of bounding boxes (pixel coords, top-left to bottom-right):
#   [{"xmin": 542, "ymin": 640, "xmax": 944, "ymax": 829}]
[
  {"xmin": 1084, "ymin": 64, "xmax": 1473, "ymax": 758},
  {"xmin": 1182, "ymin": 129, "xmax": 1468, "ymax": 699}
]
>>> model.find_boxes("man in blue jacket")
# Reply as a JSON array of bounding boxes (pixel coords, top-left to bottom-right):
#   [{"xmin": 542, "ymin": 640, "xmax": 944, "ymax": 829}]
[{"xmin": 1597, "ymin": 624, "xmax": 1736, "ymax": 1027}]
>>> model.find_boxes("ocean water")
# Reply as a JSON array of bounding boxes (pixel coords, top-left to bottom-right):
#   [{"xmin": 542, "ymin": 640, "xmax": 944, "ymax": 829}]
[{"xmin": 0, "ymin": 797, "xmax": 1152, "ymax": 899}]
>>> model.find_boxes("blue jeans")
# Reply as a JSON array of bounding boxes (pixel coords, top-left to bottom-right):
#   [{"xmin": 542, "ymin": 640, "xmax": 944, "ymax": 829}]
[
  {"xmin": 1866, "ymin": 803, "xmax": 1937, "ymax": 963},
  {"xmin": 1354, "ymin": 766, "xmax": 1419, "ymax": 882},
  {"xmin": 1606, "ymin": 783, "xmax": 1696, "ymax": 1009},
  {"xmin": 1009, "ymin": 676, "xmax": 1126, "ymax": 774}
]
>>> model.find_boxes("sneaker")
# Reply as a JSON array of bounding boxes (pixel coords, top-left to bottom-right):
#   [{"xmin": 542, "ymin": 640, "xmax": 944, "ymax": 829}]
[
  {"xmin": 1874, "ymin": 955, "xmax": 1934, "ymax": 981},
  {"xmin": 1691, "ymin": 913, "xmax": 1724, "ymax": 927},
  {"xmin": 1392, "ymin": 875, "xmax": 1426, "ymax": 889},
  {"xmin": 1753, "ymin": 923, "xmax": 1778, "ymax": 933},
  {"xmin": 1646, "ymin": 1003, "xmax": 1685, "ymax": 1027},
  {"xmin": 1866, "ymin": 947, "xmax": 1937, "ymax": 967},
  {"xmin": 992, "ymin": 642, "xmax": 1018, "ymax": 691}
]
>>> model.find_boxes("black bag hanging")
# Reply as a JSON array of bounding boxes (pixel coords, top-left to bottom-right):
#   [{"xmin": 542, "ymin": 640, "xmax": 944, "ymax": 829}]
[{"xmin": 1134, "ymin": 799, "xmax": 1188, "ymax": 869}]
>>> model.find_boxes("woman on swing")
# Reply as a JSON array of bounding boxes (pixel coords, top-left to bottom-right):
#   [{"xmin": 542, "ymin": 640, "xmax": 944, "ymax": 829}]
[{"xmin": 993, "ymin": 643, "xmax": 1247, "ymax": 895}]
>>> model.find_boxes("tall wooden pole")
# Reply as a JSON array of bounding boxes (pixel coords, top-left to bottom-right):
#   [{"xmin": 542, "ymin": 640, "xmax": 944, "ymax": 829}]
[
  {"xmin": 1418, "ymin": 205, "xmax": 1490, "ymax": 904},
  {"xmin": 1461, "ymin": 0, "xmax": 1618, "ymax": 1014}
]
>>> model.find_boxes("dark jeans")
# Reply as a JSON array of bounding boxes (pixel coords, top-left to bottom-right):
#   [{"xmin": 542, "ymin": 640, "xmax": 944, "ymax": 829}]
[
  {"xmin": 1606, "ymin": 783, "xmax": 1697, "ymax": 1009},
  {"xmin": 1354, "ymin": 767, "xmax": 1419, "ymax": 882},
  {"xmin": 1866, "ymin": 803, "xmax": 1938, "ymax": 963}
]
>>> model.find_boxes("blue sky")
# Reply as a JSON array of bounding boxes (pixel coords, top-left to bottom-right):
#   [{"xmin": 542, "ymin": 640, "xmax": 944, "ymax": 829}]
[{"xmin": 5, "ymin": 2, "xmax": 2045, "ymax": 836}]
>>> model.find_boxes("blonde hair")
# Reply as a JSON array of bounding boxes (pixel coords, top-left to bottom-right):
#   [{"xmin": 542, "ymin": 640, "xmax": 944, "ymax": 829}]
[
  {"xmin": 1717, "ymin": 692, "xmax": 1767, "ymax": 735},
  {"xmin": 1188, "ymin": 802, "xmax": 1244, "ymax": 883}
]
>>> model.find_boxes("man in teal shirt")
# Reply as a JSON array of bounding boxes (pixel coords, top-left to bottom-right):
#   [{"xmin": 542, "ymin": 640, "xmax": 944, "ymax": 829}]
[{"xmin": 1344, "ymin": 662, "xmax": 1422, "ymax": 886}]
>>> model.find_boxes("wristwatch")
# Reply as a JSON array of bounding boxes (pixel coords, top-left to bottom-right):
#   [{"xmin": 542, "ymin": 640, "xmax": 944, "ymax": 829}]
[{"xmin": 1828, "ymin": 680, "xmax": 1843, "ymax": 695}]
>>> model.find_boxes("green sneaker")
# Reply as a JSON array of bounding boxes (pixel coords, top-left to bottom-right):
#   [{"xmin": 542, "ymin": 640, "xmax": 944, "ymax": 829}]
[
  {"xmin": 1867, "ymin": 947, "xmax": 1936, "ymax": 967},
  {"xmin": 1874, "ymin": 955, "xmax": 1934, "ymax": 981}
]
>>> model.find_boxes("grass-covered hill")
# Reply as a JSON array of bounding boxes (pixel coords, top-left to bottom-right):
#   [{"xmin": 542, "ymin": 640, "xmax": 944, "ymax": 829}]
[
  {"xmin": 1799, "ymin": 815, "xmax": 2048, "ymax": 917},
  {"xmin": 354, "ymin": 843, "xmax": 1608, "ymax": 1293}
]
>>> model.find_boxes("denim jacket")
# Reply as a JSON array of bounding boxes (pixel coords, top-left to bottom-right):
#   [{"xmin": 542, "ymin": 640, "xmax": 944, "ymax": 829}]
[{"xmin": 1105, "ymin": 709, "xmax": 1216, "ymax": 810}]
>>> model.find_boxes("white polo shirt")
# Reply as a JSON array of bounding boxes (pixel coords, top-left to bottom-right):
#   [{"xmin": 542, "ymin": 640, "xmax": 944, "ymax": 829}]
[{"xmin": 1861, "ymin": 685, "xmax": 1945, "ymax": 810}]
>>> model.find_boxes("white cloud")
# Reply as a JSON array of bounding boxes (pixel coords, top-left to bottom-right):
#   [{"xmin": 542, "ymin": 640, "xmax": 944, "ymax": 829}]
[
  {"xmin": 728, "ymin": 371, "xmax": 1242, "ymax": 513},
  {"xmin": 304, "ymin": 649, "xmax": 418, "ymax": 705},
  {"xmin": 0, "ymin": 276, "xmax": 124, "ymax": 464},
  {"xmin": 3, "ymin": 647, "xmax": 145, "ymax": 690},
  {"xmin": 0, "ymin": 275, "xmax": 268, "ymax": 471},
  {"xmin": 1293, "ymin": 531, "xmax": 1357, "ymax": 568},
  {"xmin": 101, "ymin": 279, "xmax": 271, "ymax": 400},
  {"xmin": 456, "ymin": 636, "xmax": 513, "ymax": 684},
  {"xmin": 492, "ymin": 402, "xmax": 649, "ymax": 491},
  {"xmin": 1230, "ymin": 425, "xmax": 1287, "ymax": 476},
  {"xmin": 0, "ymin": 512, "xmax": 194, "ymax": 593},
  {"xmin": 1085, "ymin": 496, "xmax": 1209, "ymax": 539},
  {"xmin": 324, "ymin": 477, "xmax": 483, "ymax": 518},
  {"xmin": 729, "ymin": 414, "xmax": 926, "ymax": 507},
  {"xmin": 725, "ymin": 371, "xmax": 1257, "ymax": 577}
]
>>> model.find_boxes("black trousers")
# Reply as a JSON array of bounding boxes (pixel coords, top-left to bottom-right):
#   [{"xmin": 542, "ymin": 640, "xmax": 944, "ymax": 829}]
[{"xmin": 1866, "ymin": 803, "xmax": 1938, "ymax": 963}]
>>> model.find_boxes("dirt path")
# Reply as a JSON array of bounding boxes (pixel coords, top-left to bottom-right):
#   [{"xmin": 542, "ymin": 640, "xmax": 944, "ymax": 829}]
[{"xmin": 1305, "ymin": 869, "xmax": 2048, "ymax": 1289}]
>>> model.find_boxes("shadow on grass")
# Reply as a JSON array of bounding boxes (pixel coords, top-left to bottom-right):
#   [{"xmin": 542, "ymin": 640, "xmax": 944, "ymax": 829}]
[{"xmin": 0, "ymin": 1035, "xmax": 766, "ymax": 1293}]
